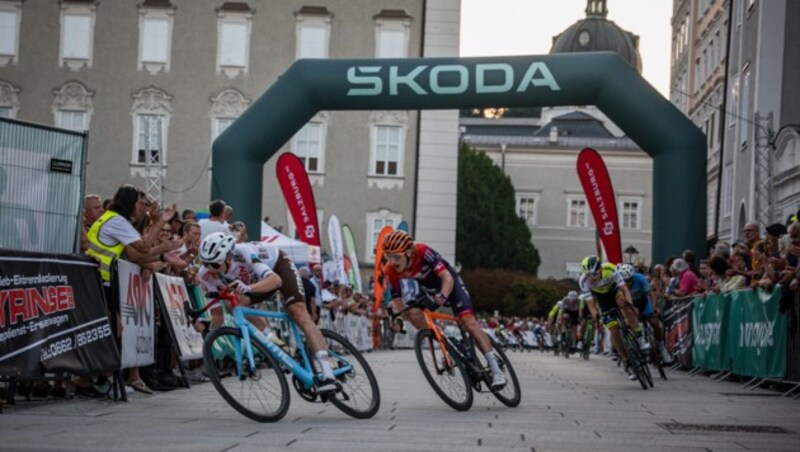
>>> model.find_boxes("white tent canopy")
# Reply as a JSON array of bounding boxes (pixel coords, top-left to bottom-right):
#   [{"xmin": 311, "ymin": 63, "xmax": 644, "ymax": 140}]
[{"xmin": 260, "ymin": 222, "xmax": 318, "ymax": 265}]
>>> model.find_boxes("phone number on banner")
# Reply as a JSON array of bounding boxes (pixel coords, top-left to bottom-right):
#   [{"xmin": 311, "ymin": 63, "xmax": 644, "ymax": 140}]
[{"xmin": 40, "ymin": 324, "xmax": 112, "ymax": 361}]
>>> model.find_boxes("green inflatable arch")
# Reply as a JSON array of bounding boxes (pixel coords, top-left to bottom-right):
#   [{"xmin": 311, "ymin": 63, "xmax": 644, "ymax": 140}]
[{"xmin": 212, "ymin": 52, "xmax": 706, "ymax": 263}]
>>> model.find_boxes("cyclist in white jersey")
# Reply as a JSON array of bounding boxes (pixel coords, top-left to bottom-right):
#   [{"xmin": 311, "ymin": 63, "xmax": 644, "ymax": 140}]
[{"xmin": 198, "ymin": 232, "xmax": 338, "ymax": 393}]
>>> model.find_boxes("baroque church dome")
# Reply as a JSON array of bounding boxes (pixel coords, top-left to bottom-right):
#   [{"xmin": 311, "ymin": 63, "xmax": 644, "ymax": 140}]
[{"xmin": 550, "ymin": 0, "xmax": 642, "ymax": 73}]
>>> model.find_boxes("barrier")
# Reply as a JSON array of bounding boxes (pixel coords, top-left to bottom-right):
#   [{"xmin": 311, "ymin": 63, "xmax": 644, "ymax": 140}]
[{"xmin": 662, "ymin": 296, "xmax": 694, "ymax": 369}]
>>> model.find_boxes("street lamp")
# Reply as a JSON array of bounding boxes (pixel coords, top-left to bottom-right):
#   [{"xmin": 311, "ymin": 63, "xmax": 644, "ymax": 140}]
[{"xmin": 624, "ymin": 245, "xmax": 639, "ymax": 264}]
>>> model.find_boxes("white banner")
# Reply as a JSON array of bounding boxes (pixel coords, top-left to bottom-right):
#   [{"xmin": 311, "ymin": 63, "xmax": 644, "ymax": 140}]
[
  {"xmin": 327, "ymin": 215, "xmax": 347, "ymax": 284},
  {"xmin": 118, "ymin": 260, "xmax": 155, "ymax": 369},
  {"xmin": 155, "ymin": 273, "xmax": 204, "ymax": 360}
]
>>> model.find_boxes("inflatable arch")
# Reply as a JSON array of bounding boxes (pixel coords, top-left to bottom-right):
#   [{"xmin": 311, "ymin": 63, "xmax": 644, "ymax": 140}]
[{"xmin": 212, "ymin": 52, "xmax": 706, "ymax": 263}]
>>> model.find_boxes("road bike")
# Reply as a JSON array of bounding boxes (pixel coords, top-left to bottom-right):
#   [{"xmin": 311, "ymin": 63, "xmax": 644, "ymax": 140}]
[
  {"xmin": 641, "ymin": 315, "xmax": 668, "ymax": 380},
  {"xmin": 392, "ymin": 299, "xmax": 521, "ymax": 411},
  {"xmin": 604, "ymin": 306, "xmax": 653, "ymax": 390},
  {"xmin": 187, "ymin": 288, "xmax": 380, "ymax": 422},
  {"xmin": 580, "ymin": 316, "xmax": 595, "ymax": 361}
]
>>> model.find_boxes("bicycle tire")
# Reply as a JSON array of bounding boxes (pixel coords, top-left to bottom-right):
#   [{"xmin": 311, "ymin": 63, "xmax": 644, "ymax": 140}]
[
  {"xmin": 563, "ymin": 329, "xmax": 573, "ymax": 359},
  {"xmin": 620, "ymin": 328, "xmax": 648, "ymax": 390},
  {"xmin": 317, "ymin": 329, "xmax": 381, "ymax": 419},
  {"xmin": 414, "ymin": 329, "xmax": 473, "ymax": 411},
  {"xmin": 646, "ymin": 329, "xmax": 668, "ymax": 381},
  {"xmin": 487, "ymin": 339, "xmax": 522, "ymax": 407},
  {"xmin": 581, "ymin": 324, "xmax": 593, "ymax": 360},
  {"xmin": 203, "ymin": 327, "xmax": 290, "ymax": 422}
]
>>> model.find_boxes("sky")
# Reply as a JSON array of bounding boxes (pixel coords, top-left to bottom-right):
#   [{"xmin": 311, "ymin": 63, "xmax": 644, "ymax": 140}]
[{"xmin": 459, "ymin": 0, "xmax": 673, "ymax": 98}]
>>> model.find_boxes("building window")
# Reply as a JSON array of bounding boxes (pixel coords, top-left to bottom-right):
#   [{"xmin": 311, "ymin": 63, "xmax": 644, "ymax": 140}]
[
  {"xmin": 216, "ymin": 4, "xmax": 253, "ymax": 78},
  {"xmin": 728, "ymin": 73, "xmax": 739, "ymax": 128},
  {"xmin": 740, "ymin": 67, "xmax": 750, "ymax": 147},
  {"xmin": 138, "ymin": 4, "xmax": 175, "ymax": 74},
  {"xmin": 366, "ymin": 209, "xmax": 402, "ymax": 260},
  {"xmin": 0, "ymin": 80, "xmax": 21, "ymax": 118},
  {"xmin": 516, "ymin": 193, "xmax": 539, "ymax": 225},
  {"xmin": 52, "ymin": 81, "xmax": 94, "ymax": 131},
  {"xmin": 620, "ymin": 198, "xmax": 642, "ymax": 230},
  {"xmin": 374, "ymin": 10, "xmax": 411, "ymax": 58},
  {"xmin": 293, "ymin": 121, "xmax": 325, "ymax": 173},
  {"xmin": 60, "ymin": 2, "xmax": 97, "ymax": 70},
  {"xmin": 295, "ymin": 7, "xmax": 331, "ymax": 59},
  {"xmin": 135, "ymin": 114, "xmax": 164, "ymax": 164},
  {"xmin": 210, "ymin": 88, "xmax": 249, "ymax": 141},
  {"xmin": 722, "ymin": 164, "xmax": 733, "ymax": 217},
  {"xmin": 372, "ymin": 125, "xmax": 402, "ymax": 176},
  {"xmin": 214, "ymin": 117, "xmax": 234, "ymax": 140},
  {"xmin": 57, "ymin": 110, "xmax": 87, "ymax": 131},
  {"xmin": 566, "ymin": 262, "xmax": 582, "ymax": 280},
  {"xmin": 567, "ymin": 196, "xmax": 589, "ymax": 228},
  {"xmin": 131, "ymin": 87, "xmax": 172, "ymax": 168},
  {"xmin": 0, "ymin": 4, "xmax": 21, "ymax": 67}
]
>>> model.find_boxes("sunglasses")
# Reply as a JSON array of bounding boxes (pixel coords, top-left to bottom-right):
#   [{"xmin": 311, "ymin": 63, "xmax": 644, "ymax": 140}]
[{"xmin": 207, "ymin": 262, "xmax": 223, "ymax": 269}]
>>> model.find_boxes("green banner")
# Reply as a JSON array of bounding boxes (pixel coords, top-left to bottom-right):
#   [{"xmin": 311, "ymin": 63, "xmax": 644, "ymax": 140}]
[
  {"xmin": 692, "ymin": 292, "xmax": 730, "ymax": 371},
  {"xmin": 727, "ymin": 289, "xmax": 788, "ymax": 378}
]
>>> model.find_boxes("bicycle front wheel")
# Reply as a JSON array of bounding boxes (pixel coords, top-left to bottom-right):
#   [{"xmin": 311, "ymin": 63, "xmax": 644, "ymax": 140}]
[
  {"xmin": 203, "ymin": 327, "xmax": 290, "ymax": 422},
  {"xmin": 319, "ymin": 329, "xmax": 381, "ymax": 419},
  {"xmin": 414, "ymin": 329, "xmax": 473, "ymax": 411},
  {"xmin": 620, "ymin": 328, "xmax": 648, "ymax": 390}
]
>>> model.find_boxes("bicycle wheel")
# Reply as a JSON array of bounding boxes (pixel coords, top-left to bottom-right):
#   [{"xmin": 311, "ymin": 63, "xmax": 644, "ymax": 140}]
[
  {"xmin": 619, "ymin": 328, "xmax": 648, "ymax": 390},
  {"xmin": 479, "ymin": 339, "xmax": 521, "ymax": 407},
  {"xmin": 563, "ymin": 329, "xmax": 573, "ymax": 359},
  {"xmin": 317, "ymin": 329, "xmax": 381, "ymax": 419},
  {"xmin": 414, "ymin": 329, "xmax": 473, "ymax": 411},
  {"xmin": 581, "ymin": 324, "xmax": 593, "ymax": 360},
  {"xmin": 203, "ymin": 327, "xmax": 290, "ymax": 422},
  {"xmin": 646, "ymin": 330, "xmax": 668, "ymax": 381}
]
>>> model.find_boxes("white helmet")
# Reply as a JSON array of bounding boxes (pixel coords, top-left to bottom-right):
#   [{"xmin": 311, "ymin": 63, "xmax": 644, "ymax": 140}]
[
  {"xmin": 200, "ymin": 232, "xmax": 235, "ymax": 264},
  {"xmin": 617, "ymin": 263, "xmax": 636, "ymax": 280},
  {"xmin": 566, "ymin": 290, "xmax": 579, "ymax": 300}
]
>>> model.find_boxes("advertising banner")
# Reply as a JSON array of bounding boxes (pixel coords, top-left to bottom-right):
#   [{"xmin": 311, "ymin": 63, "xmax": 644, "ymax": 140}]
[
  {"xmin": 662, "ymin": 296, "xmax": 693, "ymax": 368},
  {"xmin": 276, "ymin": 152, "xmax": 321, "ymax": 247},
  {"xmin": 691, "ymin": 293, "xmax": 729, "ymax": 371},
  {"xmin": 576, "ymin": 148, "xmax": 622, "ymax": 264},
  {"xmin": 154, "ymin": 273, "xmax": 203, "ymax": 360},
  {"xmin": 341, "ymin": 224, "xmax": 363, "ymax": 292},
  {"xmin": 727, "ymin": 289, "xmax": 788, "ymax": 378},
  {"xmin": 328, "ymin": 215, "xmax": 347, "ymax": 284},
  {"xmin": 117, "ymin": 259, "xmax": 155, "ymax": 369},
  {"xmin": 0, "ymin": 250, "xmax": 119, "ymax": 377}
]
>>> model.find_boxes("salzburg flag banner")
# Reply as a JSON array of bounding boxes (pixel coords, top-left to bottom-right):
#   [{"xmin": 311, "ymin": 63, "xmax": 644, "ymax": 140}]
[
  {"xmin": 576, "ymin": 148, "xmax": 622, "ymax": 264},
  {"xmin": 276, "ymin": 153, "xmax": 321, "ymax": 247}
]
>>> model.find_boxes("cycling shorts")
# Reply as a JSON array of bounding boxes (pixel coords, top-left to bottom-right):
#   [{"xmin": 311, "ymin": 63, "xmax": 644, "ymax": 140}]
[
  {"xmin": 272, "ymin": 252, "xmax": 305, "ymax": 307},
  {"xmin": 561, "ymin": 309, "xmax": 580, "ymax": 325},
  {"xmin": 592, "ymin": 289, "xmax": 623, "ymax": 328},
  {"xmin": 399, "ymin": 276, "xmax": 474, "ymax": 318}
]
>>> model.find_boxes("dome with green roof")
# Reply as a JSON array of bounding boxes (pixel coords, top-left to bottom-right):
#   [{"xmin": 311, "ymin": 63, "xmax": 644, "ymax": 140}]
[{"xmin": 550, "ymin": 0, "xmax": 642, "ymax": 73}]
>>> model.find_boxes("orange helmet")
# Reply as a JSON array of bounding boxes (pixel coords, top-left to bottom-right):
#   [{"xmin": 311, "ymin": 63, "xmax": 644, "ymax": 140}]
[{"xmin": 383, "ymin": 230, "xmax": 414, "ymax": 254}]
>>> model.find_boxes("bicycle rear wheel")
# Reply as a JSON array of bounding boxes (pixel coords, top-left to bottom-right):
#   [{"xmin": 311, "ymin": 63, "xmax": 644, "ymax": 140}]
[
  {"xmin": 318, "ymin": 329, "xmax": 381, "ymax": 419},
  {"xmin": 581, "ymin": 324, "xmax": 593, "ymax": 360},
  {"xmin": 203, "ymin": 327, "xmax": 290, "ymax": 422},
  {"xmin": 646, "ymin": 330, "xmax": 668, "ymax": 381},
  {"xmin": 414, "ymin": 329, "xmax": 473, "ymax": 411},
  {"xmin": 478, "ymin": 339, "xmax": 521, "ymax": 407}
]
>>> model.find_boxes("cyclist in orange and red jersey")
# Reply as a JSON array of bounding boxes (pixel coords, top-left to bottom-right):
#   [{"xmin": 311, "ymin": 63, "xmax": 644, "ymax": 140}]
[{"xmin": 381, "ymin": 230, "xmax": 507, "ymax": 390}]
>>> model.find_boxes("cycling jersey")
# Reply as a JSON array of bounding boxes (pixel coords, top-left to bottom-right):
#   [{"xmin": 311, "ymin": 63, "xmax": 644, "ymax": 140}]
[
  {"xmin": 626, "ymin": 272, "xmax": 655, "ymax": 318},
  {"xmin": 547, "ymin": 304, "xmax": 560, "ymax": 320},
  {"xmin": 579, "ymin": 263, "xmax": 625, "ymax": 327},
  {"xmin": 199, "ymin": 242, "xmax": 305, "ymax": 306},
  {"xmin": 383, "ymin": 243, "xmax": 474, "ymax": 317}
]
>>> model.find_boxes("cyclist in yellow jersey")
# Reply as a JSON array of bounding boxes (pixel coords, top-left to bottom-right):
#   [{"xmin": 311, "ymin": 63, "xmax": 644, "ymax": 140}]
[
  {"xmin": 546, "ymin": 300, "xmax": 562, "ymax": 336},
  {"xmin": 578, "ymin": 255, "xmax": 647, "ymax": 380}
]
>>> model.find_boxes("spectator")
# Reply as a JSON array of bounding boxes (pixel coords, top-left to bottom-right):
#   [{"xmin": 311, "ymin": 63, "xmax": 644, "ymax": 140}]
[
  {"xmin": 167, "ymin": 211, "xmax": 183, "ymax": 236},
  {"xmin": 102, "ymin": 198, "xmax": 112, "ymax": 211},
  {"xmin": 723, "ymin": 252, "xmax": 749, "ymax": 291},
  {"xmin": 298, "ymin": 266, "xmax": 318, "ymax": 321},
  {"xmin": 199, "ymin": 200, "xmax": 231, "ymax": 240},
  {"xmin": 707, "ymin": 255, "xmax": 731, "ymax": 293},
  {"xmin": 670, "ymin": 258, "xmax": 698, "ymax": 298},
  {"xmin": 682, "ymin": 249, "xmax": 700, "ymax": 277},
  {"xmin": 712, "ymin": 241, "xmax": 731, "ymax": 260},
  {"xmin": 231, "ymin": 221, "xmax": 248, "ymax": 243},
  {"xmin": 181, "ymin": 208, "xmax": 197, "ymax": 223},
  {"xmin": 309, "ymin": 264, "xmax": 323, "ymax": 323},
  {"xmin": 179, "ymin": 221, "xmax": 201, "ymax": 283},
  {"xmin": 80, "ymin": 194, "xmax": 104, "ymax": 253},
  {"xmin": 743, "ymin": 223, "xmax": 762, "ymax": 250},
  {"xmin": 780, "ymin": 221, "xmax": 800, "ymax": 290},
  {"xmin": 696, "ymin": 259, "xmax": 716, "ymax": 293},
  {"xmin": 223, "ymin": 205, "xmax": 234, "ymax": 226}
]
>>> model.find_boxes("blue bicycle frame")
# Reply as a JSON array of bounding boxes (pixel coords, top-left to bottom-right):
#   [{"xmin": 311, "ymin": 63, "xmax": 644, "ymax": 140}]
[{"xmin": 224, "ymin": 304, "xmax": 353, "ymax": 391}]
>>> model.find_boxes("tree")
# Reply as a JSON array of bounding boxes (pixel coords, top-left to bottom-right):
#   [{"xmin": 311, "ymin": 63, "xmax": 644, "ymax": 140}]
[{"xmin": 456, "ymin": 144, "xmax": 540, "ymax": 274}]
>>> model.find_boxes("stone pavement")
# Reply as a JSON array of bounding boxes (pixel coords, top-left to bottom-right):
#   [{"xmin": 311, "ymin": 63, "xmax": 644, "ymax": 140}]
[{"xmin": 2, "ymin": 350, "xmax": 799, "ymax": 451}]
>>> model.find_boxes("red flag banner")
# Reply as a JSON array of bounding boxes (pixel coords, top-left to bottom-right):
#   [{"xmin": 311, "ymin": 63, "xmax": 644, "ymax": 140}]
[
  {"xmin": 576, "ymin": 148, "xmax": 622, "ymax": 264},
  {"xmin": 276, "ymin": 153, "xmax": 321, "ymax": 247}
]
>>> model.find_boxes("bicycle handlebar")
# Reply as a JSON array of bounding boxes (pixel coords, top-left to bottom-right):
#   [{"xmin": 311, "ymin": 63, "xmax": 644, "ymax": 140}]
[{"xmin": 183, "ymin": 287, "xmax": 239, "ymax": 322}]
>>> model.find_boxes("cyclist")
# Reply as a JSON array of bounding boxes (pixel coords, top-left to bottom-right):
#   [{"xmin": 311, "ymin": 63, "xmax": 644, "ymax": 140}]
[
  {"xmin": 558, "ymin": 291, "xmax": 581, "ymax": 352},
  {"xmin": 616, "ymin": 263, "xmax": 673, "ymax": 364},
  {"xmin": 381, "ymin": 230, "xmax": 507, "ymax": 390},
  {"xmin": 546, "ymin": 300, "xmax": 562, "ymax": 336},
  {"xmin": 577, "ymin": 293, "xmax": 596, "ymax": 352},
  {"xmin": 578, "ymin": 255, "xmax": 648, "ymax": 380},
  {"xmin": 531, "ymin": 319, "xmax": 546, "ymax": 352},
  {"xmin": 197, "ymin": 232, "xmax": 337, "ymax": 393}
]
